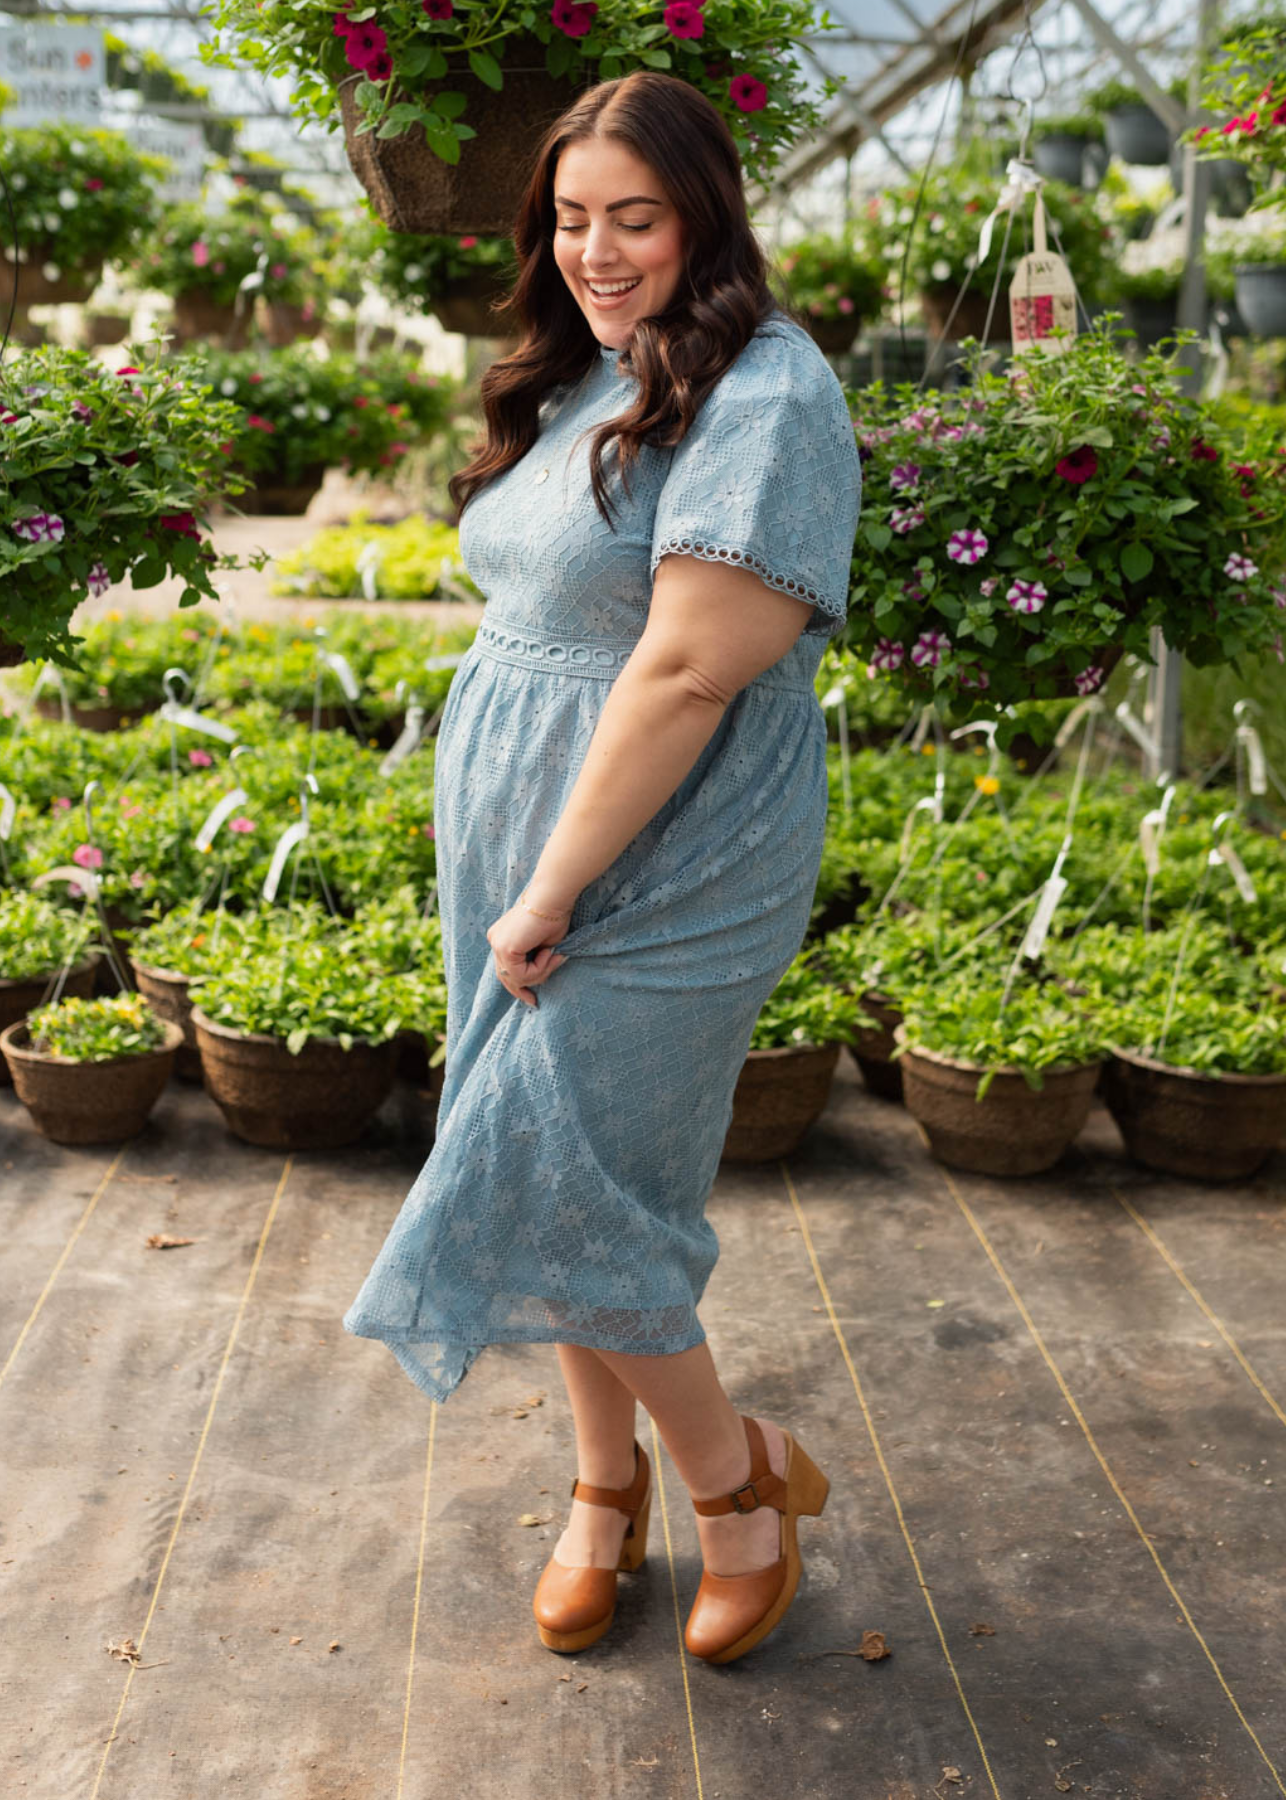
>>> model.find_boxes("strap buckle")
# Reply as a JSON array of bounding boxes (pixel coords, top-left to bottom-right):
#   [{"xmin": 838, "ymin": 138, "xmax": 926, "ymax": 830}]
[{"xmin": 730, "ymin": 1479, "xmax": 761, "ymax": 1514}]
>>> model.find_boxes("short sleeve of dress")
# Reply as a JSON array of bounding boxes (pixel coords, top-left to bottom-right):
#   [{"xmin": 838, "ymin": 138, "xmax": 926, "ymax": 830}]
[{"xmin": 648, "ymin": 329, "xmax": 862, "ymax": 639}]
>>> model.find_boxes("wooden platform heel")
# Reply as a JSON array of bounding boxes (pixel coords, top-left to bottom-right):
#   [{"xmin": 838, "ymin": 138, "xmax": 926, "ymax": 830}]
[
  {"xmin": 532, "ymin": 1438, "xmax": 651, "ymax": 1652},
  {"xmin": 684, "ymin": 1415, "xmax": 829, "ymax": 1665}
]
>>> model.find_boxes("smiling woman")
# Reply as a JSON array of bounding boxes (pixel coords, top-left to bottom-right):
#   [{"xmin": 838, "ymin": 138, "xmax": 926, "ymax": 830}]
[{"xmin": 341, "ymin": 69, "xmax": 861, "ymax": 1670}]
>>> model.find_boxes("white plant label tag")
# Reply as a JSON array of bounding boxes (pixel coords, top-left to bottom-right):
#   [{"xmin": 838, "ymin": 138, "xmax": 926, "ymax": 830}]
[
  {"xmin": 34, "ymin": 863, "xmax": 100, "ymax": 901},
  {"xmin": 1140, "ymin": 808, "xmax": 1165, "ymax": 876},
  {"xmin": 195, "ymin": 787, "xmax": 249, "ymax": 853},
  {"xmin": 379, "ymin": 703, "xmax": 427, "ymax": 777},
  {"xmin": 1237, "ymin": 723, "xmax": 1268, "ymax": 796},
  {"xmin": 0, "ymin": 784, "xmax": 15, "ymax": 841},
  {"xmin": 1021, "ymin": 873, "xmax": 1068, "ymax": 960},
  {"xmin": 262, "ymin": 821, "xmax": 309, "ymax": 902},
  {"xmin": 819, "ymin": 684, "xmax": 845, "ymax": 710},
  {"xmin": 1210, "ymin": 843, "xmax": 1257, "ymax": 904},
  {"xmin": 160, "ymin": 701, "xmax": 239, "ymax": 743},
  {"xmin": 323, "ymin": 652, "xmax": 360, "ymax": 701}
]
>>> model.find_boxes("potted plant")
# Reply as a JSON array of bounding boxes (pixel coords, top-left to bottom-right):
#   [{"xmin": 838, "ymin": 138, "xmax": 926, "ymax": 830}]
[
  {"xmin": 864, "ymin": 168, "xmax": 1112, "ymax": 344},
  {"xmin": 770, "ymin": 231, "xmax": 887, "ymax": 354},
  {"xmin": 204, "ymin": 0, "xmax": 841, "ymax": 235},
  {"xmin": 1089, "ymin": 78, "xmax": 1177, "ymax": 167},
  {"xmin": 816, "ymin": 912, "xmax": 971, "ymax": 1102},
  {"xmin": 1, "ymin": 992, "xmax": 184, "ymax": 1143},
  {"xmin": 0, "ymin": 893, "xmax": 99, "ymax": 1087},
  {"xmin": 347, "ymin": 886, "xmax": 449, "ymax": 1090},
  {"xmin": 894, "ymin": 978, "xmax": 1107, "ymax": 1176},
  {"xmin": 271, "ymin": 512, "xmax": 478, "ymax": 602},
  {"xmin": 720, "ymin": 949, "xmax": 861, "ymax": 1163},
  {"xmin": 0, "ymin": 343, "xmax": 251, "ymax": 670},
  {"xmin": 0, "ymin": 122, "xmax": 166, "ymax": 318},
  {"xmin": 1109, "ymin": 232, "xmax": 1186, "ymax": 348},
  {"xmin": 1206, "ymin": 211, "xmax": 1286, "ymax": 338},
  {"xmin": 362, "ymin": 215, "xmax": 521, "ymax": 337},
  {"xmin": 188, "ymin": 934, "xmax": 411, "ymax": 1148},
  {"xmin": 139, "ymin": 195, "xmax": 318, "ymax": 348},
  {"xmin": 847, "ymin": 323, "xmax": 1286, "ymax": 710},
  {"xmin": 1032, "ymin": 112, "xmax": 1105, "ymax": 187}
]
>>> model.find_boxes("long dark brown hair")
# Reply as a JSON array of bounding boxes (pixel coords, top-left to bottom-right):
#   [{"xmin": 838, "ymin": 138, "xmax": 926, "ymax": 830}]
[{"xmin": 446, "ymin": 70, "xmax": 808, "ymax": 531}]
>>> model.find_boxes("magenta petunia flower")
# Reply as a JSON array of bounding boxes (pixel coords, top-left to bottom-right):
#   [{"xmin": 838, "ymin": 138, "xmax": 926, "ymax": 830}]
[
  {"xmin": 72, "ymin": 400, "xmax": 94, "ymax": 421},
  {"xmin": 868, "ymin": 636, "xmax": 906, "ymax": 672},
  {"xmin": 1056, "ymin": 445, "xmax": 1098, "ymax": 484},
  {"xmin": 421, "ymin": 0, "xmax": 453, "ymax": 15},
  {"xmin": 1074, "ymin": 666, "xmax": 1106, "ymax": 696},
  {"xmin": 889, "ymin": 462, "xmax": 921, "ymax": 494},
  {"xmin": 1272, "ymin": 585, "xmax": 1286, "ymax": 610},
  {"xmin": 946, "ymin": 528, "xmax": 988, "ymax": 565},
  {"xmin": 551, "ymin": 0, "xmax": 597, "ymax": 37},
  {"xmin": 161, "ymin": 511, "xmax": 200, "ymax": 539},
  {"xmin": 345, "ymin": 22, "xmax": 389, "ymax": 68},
  {"xmin": 1224, "ymin": 553, "xmax": 1258, "ymax": 581},
  {"xmin": 1006, "ymin": 579, "xmax": 1047, "ymax": 614},
  {"xmin": 1190, "ymin": 438, "xmax": 1218, "ymax": 463},
  {"xmin": 13, "ymin": 513, "xmax": 65, "ymax": 544},
  {"xmin": 333, "ymin": 10, "xmax": 355, "ymax": 33},
  {"xmin": 188, "ymin": 747, "xmax": 213, "ymax": 768},
  {"xmin": 664, "ymin": 0, "xmax": 705, "ymax": 36},
  {"xmin": 366, "ymin": 49, "xmax": 394, "ymax": 80},
  {"xmin": 911, "ymin": 629, "xmax": 950, "ymax": 668},
  {"xmin": 890, "ymin": 504, "xmax": 926, "ymax": 534},
  {"xmin": 73, "ymin": 843, "xmax": 104, "ymax": 869},
  {"xmin": 837, "ymin": 296, "xmax": 855, "ymax": 314},
  {"xmin": 246, "ymin": 413, "xmax": 275, "ymax": 432},
  {"xmin": 729, "ymin": 73, "xmax": 768, "ymax": 112},
  {"xmin": 87, "ymin": 561, "xmax": 110, "ymax": 597}
]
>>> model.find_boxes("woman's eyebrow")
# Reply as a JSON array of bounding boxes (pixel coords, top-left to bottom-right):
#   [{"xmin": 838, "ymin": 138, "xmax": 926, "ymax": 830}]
[{"xmin": 553, "ymin": 195, "xmax": 664, "ymax": 211}]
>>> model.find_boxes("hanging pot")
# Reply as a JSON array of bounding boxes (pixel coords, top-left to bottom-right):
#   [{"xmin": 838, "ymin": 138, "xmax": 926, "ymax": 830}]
[
  {"xmin": 236, "ymin": 462, "xmax": 328, "ymax": 516},
  {"xmin": 721, "ymin": 1040, "xmax": 840, "ymax": 1162},
  {"xmin": 429, "ymin": 266, "xmax": 517, "ymax": 338},
  {"xmin": 337, "ymin": 44, "xmax": 596, "ymax": 235},
  {"xmin": 0, "ymin": 251, "xmax": 102, "ymax": 307},
  {"xmin": 261, "ymin": 299, "xmax": 326, "ymax": 347},
  {"xmin": 802, "ymin": 313, "xmax": 860, "ymax": 355},
  {"xmin": 1104, "ymin": 104, "xmax": 1171, "ymax": 167},
  {"xmin": 130, "ymin": 959, "xmax": 205, "ymax": 1084},
  {"xmin": 1234, "ymin": 264, "xmax": 1286, "ymax": 339},
  {"xmin": 1103, "ymin": 1046, "xmax": 1286, "ymax": 1180},
  {"xmin": 1121, "ymin": 292, "xmax": 1179, "ymax": 350},
  {"xmin": 34, "ymin": 696, "xmax": 160, "ymax": 731},
  {"xmin": 0, "ymin": 954, "xmax": 101, "ymax": 1086},
  {"xmin": 918, "ymin": 284, "xmax": 1010, "ymax": 345},
  {"xmin": 171, "ymin": 288, "xmax": 252, "ymax": 350},
  {"xmin": 0, "ymin": 633, "xmax": 26, "ymax": 669},
  {"xmin": 0, "ymin": 1017, "xmax": 183, "ymax": 1144},
  {"xmin": 847, "ymin": 990, "xmax": 904, "ymax": 1102},
  {"xmin": 1033, "ymin": 133, "xmax": 1091, "ymax": 187},
  {"xmin": 85, "ymin": 311, "xmax": 132, "ymax": 347}
]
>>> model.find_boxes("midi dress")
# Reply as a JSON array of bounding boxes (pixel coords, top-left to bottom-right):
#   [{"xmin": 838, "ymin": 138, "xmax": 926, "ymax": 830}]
[{"xmin": 341, "ymin": 307, "xmax": 862, "ymax": 1405}]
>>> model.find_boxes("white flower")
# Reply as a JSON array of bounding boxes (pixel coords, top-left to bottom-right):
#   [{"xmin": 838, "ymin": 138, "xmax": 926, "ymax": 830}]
[
  {"xmin": 291, "ymin": 403, "xmax": 309, "ymax": 419},
  {"xmin": 57, "ymin": 187, "xmax": 78, "ymax": 209},
  {"xmin": 898, "ymin": 205, "xmax": 915, "ymax": 224},
  {"xmin": 1224, "ymin": 553, "xmax": 1258, "ymax": 581},
  {"xmin": 9, "ymin": 173, "xmax": 25, "ymax": 191},
  {"xmin": 931, "ymin": 258, "xmax": 952, "ymax": 282},
  {"xmin": 315, "ymin": 406, "xmax": 331, "ymax": 422},
  {"xmin": 403, "ymin": 264, "xmax": 424, "ymax": 283},
  {"xmin": 220, "ymin": 378, "xmax": 238, "ymax": 396},
  {"xmin": 42, "ymin": 263, "xmax": 61, "ymax": 283}
]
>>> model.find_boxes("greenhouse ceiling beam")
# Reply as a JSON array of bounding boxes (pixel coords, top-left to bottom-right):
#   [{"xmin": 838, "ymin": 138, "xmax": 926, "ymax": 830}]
[
  {"xmin": 798, "ymin": 41, "xmax": 916, "ymax": 177},
  {"xmin": 0, "ymin": 2, "xmax": 206, "ymax": 17},
  {"xmin": 1062, "ymin": 0, "xmax": 1188, "ymax": 133}
]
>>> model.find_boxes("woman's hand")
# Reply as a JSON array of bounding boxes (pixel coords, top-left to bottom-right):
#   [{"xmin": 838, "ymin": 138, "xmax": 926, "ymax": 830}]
[{"xmin": 485, "ymin": 895, "xmax": 572, "ymax": 1007}]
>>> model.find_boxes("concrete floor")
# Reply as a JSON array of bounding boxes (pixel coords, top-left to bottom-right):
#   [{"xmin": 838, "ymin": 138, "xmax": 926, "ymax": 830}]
[{"xmin": 2, "ymin": 1053, "xmax": 1284, "ymax": 1800}]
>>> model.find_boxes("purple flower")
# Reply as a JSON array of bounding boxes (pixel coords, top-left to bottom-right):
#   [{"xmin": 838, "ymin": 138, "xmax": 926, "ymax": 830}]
[
  {"xmin": 911, "ymin": 629, "xmax": 950, "ymax": 668},
  {"xmin": 1074, "ymin": 666, "xmax": 1106, "ymax": 696},
  {"xmin": 13, "ymin": 513, "xmax": 65, "ymax": 544},
  {"xmin": 87, "ymin": 561, "xmax": 110, "ymax": 597},
  {"xmin": 889, "ymin": 462, "xmax": 921, "ymax": 494},
  {"xmin": 868, "ymin": 637, "xmax": 906, "ymax": 673},
  {"xmin": 891, "ymin": 504, "xmax": 926, "ymax": 534},
  {"xmin": 71, "ymin": 400, "xmax": 94, "ymax": 422},
  {"xmin": 1224, "ymin": 553, "xmax": 1258, "ymax": 581},
  {"xmin": 958, "ymin": 666, "xmax": 990, "ymax": 690},
  {"xmin": 1006, "ymin": 579, "xmax": 1047, "ymax": 614},
  {"xmin": 946, "ymin": 528, "xmax": 988, "ymax": 565}
]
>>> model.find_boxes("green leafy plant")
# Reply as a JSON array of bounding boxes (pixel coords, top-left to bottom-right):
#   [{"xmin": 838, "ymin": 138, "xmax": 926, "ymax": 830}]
[
  {"xmin": 272, "ymin": 512, "xmax": 478, "ymax": 599},
  {"xmin": 0, "ymin": 122, "xmax": 168, "ymax": 282},
  {"xmin": 342, "ymin": 208, "xmax": 519, "ymax": 313},
  {"xmin": 897, "ymin": 974, "xmax": 1108, "ymax": 1098},
  {"xmin": 190, "ymin": 931, "xmax": 419, "ymax": 1054},
  {"xmin": 1087, "ymin": 76, "xmax": 1187, "ymax": 119},
  {"xmin": 0, "ymin": 891, "xmax": 96, "ymax": 981},
  {"xmin": 847, "ymin": 325, "xmax": 1286, "ymax": 709},
  {"xmin": 1033, "ymin": 112, "xmax": 1105, "ymax": 142},
  {"xmin": 771, "ymin": 231, "xmax": 886, "ymax": 326},
  {"xmin": 202, "ymin": 0, "xmax": 843, "ymax": 189},
  {"xmin": 748, "ymin": 947, "xmax": 864, "ymax": 1049},
  {"xmin": 139, "ymin": 193, "xmax": 326, "ymax": 311},
  {"xmin": 1189, "ymin": 13, "xmax": 1286, "ymax": 187},
  {"xmin": 0, "ymin": 344, "xmax": 253, "ymax": 667},
  {"xmin": 25, "ymin": 991, "xmax": 168, "ymax": 1061}
]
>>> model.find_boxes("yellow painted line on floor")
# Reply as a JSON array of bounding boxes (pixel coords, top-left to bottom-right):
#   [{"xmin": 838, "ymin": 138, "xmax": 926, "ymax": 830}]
[
  {"xmin": 90, "ymin": 1156, "xmax": 295, "ymax": 1799},
  {"xmin": 0, "ymin": 1146, "xmax": 128, "ymax": 1396},
  {"xmin": 398, "ymin": 1401, "xmax": 438, "ymax": 1800},
  {"xmin": 648, "ymin": 1413, "xmax": 706, "ymax": 1800},
  {"xmin": 779, "ymin": 1161, "xmax": 1003, "ymax": 1800},
  {"xmin": 1094, "ymin": 1167, "xmax": 1286, "ymax": 1433},
  {"xmin": 936, "ymin": 1159, "xmax": 1286, "ymax": 1797}
]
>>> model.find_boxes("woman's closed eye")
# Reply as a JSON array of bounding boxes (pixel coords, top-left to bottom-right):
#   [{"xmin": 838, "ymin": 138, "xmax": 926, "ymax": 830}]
[{"xmin": 557, "ymin": 222, "xmax": 652, "ymax": 233}]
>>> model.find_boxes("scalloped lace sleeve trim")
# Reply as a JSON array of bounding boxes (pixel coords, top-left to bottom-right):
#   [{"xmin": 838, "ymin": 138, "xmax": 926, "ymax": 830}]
[{"xmin": 650, "ymin": 536, "xmax": 845, "ymax": 625}]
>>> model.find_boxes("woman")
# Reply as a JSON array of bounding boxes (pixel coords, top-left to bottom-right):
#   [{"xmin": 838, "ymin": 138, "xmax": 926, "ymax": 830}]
[{"xmin": 343, "ymin": 69, "xmax": 862, "ymax": 1666}]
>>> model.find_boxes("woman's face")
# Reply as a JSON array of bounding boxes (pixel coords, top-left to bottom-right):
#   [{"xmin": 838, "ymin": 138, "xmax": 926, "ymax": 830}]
[{"xmin": 551, "ymin": 137, "xmax": 686, "ymax": 350}]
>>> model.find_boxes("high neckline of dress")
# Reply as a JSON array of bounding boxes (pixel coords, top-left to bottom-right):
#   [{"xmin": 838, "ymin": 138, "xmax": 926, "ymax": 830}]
[{"xmin": 598, "ymin": 339, "xmax": 629, "ymax": 365}]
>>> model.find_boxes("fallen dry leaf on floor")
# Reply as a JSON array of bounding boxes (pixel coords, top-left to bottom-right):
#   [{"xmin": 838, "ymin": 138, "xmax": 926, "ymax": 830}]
[
  {"xmin": 328, "ymin": 1641, "xmax": 341, "ymax": 1654},
  {"xmin": 290, "ymin": 1636, "xmax": 302, "ymax": 1645},
  {"xmin": 630, "ymin": 1756, "xmax": 659, "ymax": 1768},
  {"xmin": 1054, "ymin": 1760, "xmax": 1082, "ymax": 1792},
  {"xmin": 525, "ymin": 1395, "xmax": 545, "ymax": 1407},
  {"xmin": 859, "ymin": 1630, "xmax": 890, "ymax": 1660},
  {"xmin": 512, "ymin": 1408, "xmax": 528, "ymax": 1418},
  {"xmin": 144, "ymin": 1234, "xmax": 196, "ymax": 1249},
  {"xmin": 576, "ymin": 1683, "xmax": 588, "ymax": 1693},
  {"xmin": 938, "ymin": 1771, "xmax": 963, "ymax": 1788},
  {"xmin": 106, "ymin": 1638, "xmax": 141, "ymax": 1664},
  {"xmin": 968, "ymin": 1622, "xmax": 995, "ymax": 1636},
  {"xmin": 518, "ymin": 1513, "xmax": 550, "ymax": 1527}
]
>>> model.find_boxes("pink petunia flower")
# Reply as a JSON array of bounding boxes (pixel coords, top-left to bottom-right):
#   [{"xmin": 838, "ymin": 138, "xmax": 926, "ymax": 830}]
[
  {"xmin": 86, "ymin": 176, "xmax": 104, "ymax": 191},
  {"xmin": 1006, "ymin": 579, "xmax": 1047, "ymax": 614},
  {"xmin": 188, "ymin": 747, "xmax": 213, "ymax": 768},
  {"xmin": 911, "ymin": 629, "xmax": 950, "ymax": 668},
  {"xmin": 1224, "ymin": 553, "xmax": 1258, "ymax": 581},
  {"xmin": 458, "ymin": 235, "xmax": 478, "ymax": 249},
  {"xmin": 129, "ymin": 870, "xmax": 147, "ymax": 889},
  {"xmin": 1056, "ymin": 445, "xmax": 1098, "ymax": 484},
  {"xmin": 229, "ymin": 816, "xmax": 256, "ymax": 834},
  {"xmin": 270, "ymin": 261, "xmax": 288, "ymax": 280},
  {"xmin": 664, "ymin": 0, "xmax": 705, "ymax": 36},
  {"xmin": 192, "ymin": 240, "xmax": 210, "ymax": 267},
  {"xmin": 729, "ymin": 73, "xmax": 767, "ymax": 112},
  {"xmin": 890, "ymin": 504, "xmax": 925, "ymax": 534},
  {"xmin": 1074, "ymin": 666, "xmax": 1106, "ymax": 696},
  {"xmin": 868, "ymin": 636, "xmax": 906, "ymax": 672},
  {"xmin": 87, "ymin": 561, "xmax": 111, "ymax": 597},
  {"xmin": 246, "ymin": 413, "xmax": 275, "ymax": 432},
  {"xmin": 946, "ymin": 528, "xmax": 988, "ymax": 565},
  {"xmin": 423, "ymin": 822, "xmax": 436, "ymax": 838},
  {"xmin": 73, "ymin": 843, "xmax": 104, "ymax": 869},
  {"xmin": 52, "ymin": 796, "xmax": 72, "ymax": 812},
  {"xmin": 551, "ymin": 0, "xmax": 597, "ymax": 37},
  {"xmin": 422, "ymin": 0, "xmax": 454, "ymax": 15},
  {"xmin": 72, "ymin": 400, "xmax": 94, "ymax": 422},
  {"xmin": 979, "ymin": 576, "xmax": 999, "ymax": 598},
  {"xmin": 837, "ymin": 296, "xmax": 855, "ymax": 314},
  {"xmin": 889, "ymin": 462, "xmax": 921, "ymax": 493}
]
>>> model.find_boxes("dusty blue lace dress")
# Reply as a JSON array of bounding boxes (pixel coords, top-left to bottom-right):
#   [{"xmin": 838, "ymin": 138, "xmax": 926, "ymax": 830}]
[{"xmin": 342, "ymin": 309, "xmax": 862, "ymax": 1404}]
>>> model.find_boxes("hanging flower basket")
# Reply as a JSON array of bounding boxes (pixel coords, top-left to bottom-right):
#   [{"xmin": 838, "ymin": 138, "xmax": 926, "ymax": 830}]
[
  {"xmin": 917, "ymin": 285, "xmax": 1010, "ymax": 345},
  {"xmin": 236, "ymin": 462, "xmax": 329, "ymax": 516},
  {"xmin": 0, "ymin": 1016, "xmax": 184, "ymax": 1144},
  {"xmin": 0, "ymin": 955, "xmax": 100, "ymax": 1087},
  {"xmin": 131, "ymin": 959, "xmax": 204, "ymax": 1083},
  {"xmin": 897, "ymin": 1032, "xmax": 1102, "ymax": 1177},
  {"xmin": 721, "ymin": 1041, "xmax": 840, "ymax": 1163},
  {"xmin": 1032, "ymin": 133, "xmax": 1092, "ymax": 187},
  {"xmin": 337, "ymin": 53, "xmax": 593, "ymax": 237},
  {"xmin": 261, "ymin": 299, "xmax": 326, "ymax": 348},
  {"xmin": 1, "ymin": 252, "xmax": 102, "ymax": 308},
  {"xmin": 1103, "ymin": 103, "xmax": 1171, "ymax": 167},
  {"xmin": 1234, "ymin": 264, "xmax": 1286, "ymax": 338},
  {"xmin": 804, "ymin": 315, "xmax": 862, "ymax": 355},
  {"xmin": 1102, "ymin": 1047, "xmax": 1286, "ymax": 1181},
  {"xmin": 429, "ymin": 266, "xmax": 517, "ymax": 338},
  {"xmin": 847, "ymin": 990, "xmax": 904, "ymax": 1102},
  {"xmin": 171, "ymin": 288, "xmax": 252, "ymax": 349}
]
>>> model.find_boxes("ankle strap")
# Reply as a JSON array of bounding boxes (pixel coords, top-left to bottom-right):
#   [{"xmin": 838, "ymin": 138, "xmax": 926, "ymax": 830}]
[
  {"xmin": 570, "ymin": 1439, "xmax": 648, "ymax": 1515},
  {"xmin": 690, "ymin": 1416, "xmax": 788, "ymax": 1516}
]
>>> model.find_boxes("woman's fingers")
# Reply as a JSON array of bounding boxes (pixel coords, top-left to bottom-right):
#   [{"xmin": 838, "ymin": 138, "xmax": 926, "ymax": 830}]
[{"xmin": 493, "ymin": 946, "xmax": 568, "ymax": 1004}]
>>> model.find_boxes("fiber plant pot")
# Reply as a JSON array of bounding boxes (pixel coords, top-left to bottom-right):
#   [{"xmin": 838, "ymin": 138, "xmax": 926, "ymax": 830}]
[
  {"xmin": 1104, "ymin": 103, "xmax": 1170, "ymax": 166},
  {"xmin": 804, "ymin": 313, "xmax": 861, "ymax": 356},
  {"xmin": 0, "ymin": 252, "xmax": 102, "ymax": 307},
  {"xmin": 1234, "ymin": 265, "xmax": 1286, "ymax": 339},
  {"xmin": 237, "ymin": 464, "xmax": 329, "ymax": 516},
  {"xmin": 261, "ymin": 300, "xmax": 325, "ymax": 348},
  {"xmin": 171, "ymin": 288, "xmax": 252, "ymax": 350},
  {"xmin": 847, "ymin": 990, "xmax": 904, "ymax": 1103},
  {"xmin": 1122, "ymin": 293, "xmax": 1179, "ymax": 351},
  {"xmin": 897, "ymin": 1029, "xmax": 1102, "ymax": 1177},
  {"xmin": 918, "ymin": 284, "xmax": 1010, "ymax": 345},
  {"xmin": 34, "ymin": 696, "xmax": 160, "ymax": 732},
  {"xmin": 721, "ymin": 1041, "xmax": 840, "ymax": 1163},
  {"xmin": 1033, "ymin": 132, "xmax": 1091, "ymax": 186},
  {"xmin": 1101, "ymin": 1046, "xmax": 1286, "ymax": 1182},
  {"xmin": 0, "ymin": 1016, "xmax": 183, "ymax": 1144},
  {"xmin": 430, "ymin": 267, "xmax": 517, "ymax": 339},
  {"xmin": 0, "ymin": 954, "xmax": 100, "ymax": 1086},
  {"xmin": 131, "ymin": 960, "xmax": 204, "ymax": 1084},
  {"xmin": 85, "ymin": 312, "xmax": 132, "ymax": 347},
  {"xmin": 191, "ymin": 1007, "xmax": 400, "ymax": 1149},
  {"xmin": 395, "ymin": 1028, "xmax": 446, "ymax": 1099},
  {"xmin": 0, "ymin": 634, "xmax": 25, "ymax": 669},
  {"xmin": 337, "ymin": 45, "xmax": 596, "ymax": 235}
]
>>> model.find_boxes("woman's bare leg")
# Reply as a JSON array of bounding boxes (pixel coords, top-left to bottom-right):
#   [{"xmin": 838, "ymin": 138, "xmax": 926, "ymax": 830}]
[{"xmin": 551, "ymin": 1343, "xmax": 641, "ymax": 1568}]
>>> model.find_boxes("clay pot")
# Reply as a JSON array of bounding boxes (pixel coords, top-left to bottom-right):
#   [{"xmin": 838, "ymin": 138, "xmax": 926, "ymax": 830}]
[
  {"xmin": 897, "ymin": 1029, "xmax": 1102, "ymax": 1176},
  {"xmin": 0, "ymin": 954, "xmax": 100, "ymax": 1087},
  {"xmin": 430, "ymin": 267, "xmax": 517, "ymax": 338},
  {"xmin": 0, "ymin": 253, "xmax": 101, "ymax": 307},
  {"xmin": 171, "ymin": 288, "xmax": 252, "ymax": 349},
  {"xmin": 34, "ymin": 696, "xmax": 160, "ymax": 732},
  {"xmin": 1102, "ymin": 1046, "xmax": 1286, "ymax": 1182},
  {"xmin": 919, "ymin": 284, "xmax": 1011, "ymax": 345},
  {"xmin": 191, "ymin": 1007, "xmax": 400, "ymax": 1148},
  {"xmin": 721, "ymin": 1041, "xmax": 840, "ymax": 1163},
  {"xmin": 803, "ymin": 313, "xmax": 861, "ymax": 356},
  {"xmin": 337, "ymin": 46, "xmax": 596, "ymax": 235},
  {"xmin": 131, "ymin": 959, "xmax": 204, "ymax": 1083},
  {"xmin": 0, "ymin": 1016, "xmax": 183, "ymax": 1144},
  {"xmin": 847, "ymin": 990, "xmax": 904, "ymax": 1102}
]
